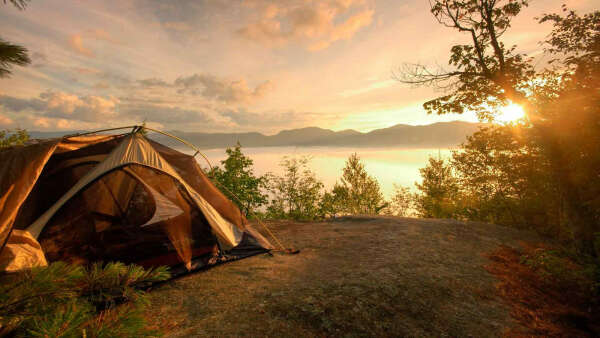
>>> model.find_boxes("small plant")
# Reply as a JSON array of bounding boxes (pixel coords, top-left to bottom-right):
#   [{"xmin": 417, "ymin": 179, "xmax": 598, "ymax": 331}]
[
  {"xmin": 0, "ymin": 129, "xmax": 29, "ymax": 149},
  {"xmin": 266, "ymin": 156, "xmax": 325, "ymax": 221},
  {"xmin": 521, "ymin": 247, "xmax": 599, "ymax": 303},
  {"xmin": 0, "ymin": 261, "xmax": 170, "ymax": 337}
]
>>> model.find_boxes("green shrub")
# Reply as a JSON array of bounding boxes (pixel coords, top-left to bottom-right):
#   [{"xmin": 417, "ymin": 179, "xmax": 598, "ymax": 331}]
[
  {"xmin": 0, "ymin": 129, "xmax": 29, "ymax": 149},
  {"xmin": 0, "ymin": 261, "xmax": 170, "ymax": 337},
  {"xmin": 208, "ymin": 142, "xmax": 269, "ymax": 216},
  {"xmin": 266, "ymin": 156, "xmax": 325, "ymax": 221},
  {"xmin": 522, "ymin": 248, "xmax": 600, "ymax": 302}
]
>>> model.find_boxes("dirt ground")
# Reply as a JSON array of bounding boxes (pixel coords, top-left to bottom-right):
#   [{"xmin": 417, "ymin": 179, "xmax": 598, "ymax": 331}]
[{"xmin": 149, "ymin": 216, "xmax": 543, "ymax": 337}]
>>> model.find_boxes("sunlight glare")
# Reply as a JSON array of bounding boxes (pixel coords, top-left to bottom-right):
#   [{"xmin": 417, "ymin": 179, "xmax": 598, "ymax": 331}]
[{"xmin": 497, "ymin": 103, "xmax": 526, "ymax": 123}]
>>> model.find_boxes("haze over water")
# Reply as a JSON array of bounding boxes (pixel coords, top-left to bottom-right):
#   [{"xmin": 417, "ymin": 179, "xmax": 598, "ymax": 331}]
[{"xmin": 177, "ymin": 146, "xmax": 453, "ymax": 198}]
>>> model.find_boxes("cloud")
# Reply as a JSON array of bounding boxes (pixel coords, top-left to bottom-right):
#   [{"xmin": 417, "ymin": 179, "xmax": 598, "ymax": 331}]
[
  {"xmin": 0, "ymin": 91, "xmax": 119, "ymax": 122},
  {"xmin": 68, "ymin": 29, "xmax": 120, "ymax": 57},
  {"xmin": 41, "ymin": 91, "xmax": 119, "ymax": 122},
  {"xmin": 162, "ymin": 21, "xmax": 193, "ymax": 32},
  {"xmin": 339, "ymin": 79, "xmax": 396, "ymax": 97},
  {"xmin": 137, "ymin": 78, "xmax": 171, "ymax": 87},
  {"xmin": 237, "ymin": 0, "xmax": 374, "ymax": 50},
  {"xmin": 31, "ymin": 52, "xmax": 49, "ymax": 68},
  {"xmin": 0, "ymin": 95, "xmax": 46, "ymax": 112},
  {"xmin": 308, "ymin": 8, "xmax": 374, "ymax": 51},
  {"xmin": 0, "ymin": 113, "xmax": 14, "ymax": 127},
  {"xmin": 120, "ymin": 103, "xmax": 211, "ymax": 124},
  {"xmin": 174, "ymin": 74, "xmax": 273, "ymax": 104},
  {"xmin": 93, "ymin": 82, "xmax": 110, "ymax": 89},
  {"xmin": 73, "ymin": 66, "xmax": 101, "ymax": 75},
  {"xmin": 222, "ymin": 108, "xmax": 332, "ymax": 130},
  {"xmin": 69, "ymin": 34, "xmax": 94, "ymax": 57}
]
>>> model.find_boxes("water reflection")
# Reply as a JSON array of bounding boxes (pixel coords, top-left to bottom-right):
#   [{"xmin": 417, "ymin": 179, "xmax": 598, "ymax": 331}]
[{"xmin": 176, "ymin": 146, "xmax": 453, "ymax": 198}]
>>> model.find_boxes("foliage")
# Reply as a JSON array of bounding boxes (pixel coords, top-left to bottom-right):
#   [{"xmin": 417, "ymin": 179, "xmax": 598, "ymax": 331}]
[
  {"xmin": 414, "ymin": 156, "xmax": 461, "ymax": 219},
  {"xmin": 330, "ymin": 153, "xmax": 386, "ymax": 215},
  {"xmin": 208, "ymin": 142, "xmax": 268, "ymax": 216},
  {"xmin": 530, "ymin": 8, "xmax": 600, "ymax": 255},
  {"xmin": 398, "ymin": 0, "xmax": 533, "ymax": 120},
  {"xmin": 0, "ymin": 129, "xmax": 29, "ymax": 149},
  {"xmin": 1, "ymin": 1, "xmax": 31, "ymax": 78},
  {"xmin": 0, "ymin": 261, "xmax": 170, "ymax": 337},
  {"xmin": 401, "ymin": 1, "xmax": 600, "ymax": 256},
  {"xmin": 384, "ymin": 184, "xmax": 415, "ymax": 217},
  {"xmin": 452, "ymin": 125, "xmax": 563, "ymax": 234},
  {"xmin": 521, "ymin": 247, "xmax": 600, "ymax": 300},
  {"xmin": 317, "ymin": 191, "xmax": 339, "ymax": 219},
  {"xmin": 266, "ymin": 156, "xmax": 325, "ymax": 221}
]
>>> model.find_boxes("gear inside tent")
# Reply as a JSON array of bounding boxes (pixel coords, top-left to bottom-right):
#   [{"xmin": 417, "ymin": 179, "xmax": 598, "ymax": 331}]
[{"xmin": 0, "ymin": 129, "xmax": 274, "ymax": 274}]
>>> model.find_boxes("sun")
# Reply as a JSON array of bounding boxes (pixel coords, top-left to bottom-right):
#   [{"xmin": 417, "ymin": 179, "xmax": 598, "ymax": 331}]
[{"xmin": 496, "ymin": 103, "xmax": 526, "ymax": 123}]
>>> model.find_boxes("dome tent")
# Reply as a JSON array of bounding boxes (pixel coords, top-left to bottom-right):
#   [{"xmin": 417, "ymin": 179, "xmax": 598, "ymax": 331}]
[{"xmin": 0, "ymin": 127, "xmax": 273, "ymax": 274}]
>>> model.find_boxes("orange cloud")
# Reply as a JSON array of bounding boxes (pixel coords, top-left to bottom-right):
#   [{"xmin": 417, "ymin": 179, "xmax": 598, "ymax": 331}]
[
  {"xmin": 0, "ymin": 113, "xmax": 13, "ymax": 126},
  {"xmin": 68, "ymin": 29, "xmax": 119, "ymax": 57},
  {"xmin": 69, "ymin": 34, "xmax": 94, "ymax": 57},
  {"xmin": 238, "ymin": 0, "xmax": 374, "ymax": 50},
  {"xmin": 163, "ymin": 21, "xmax": 193, "ymax": 32},
  {"xmin": 308, "ymin": 9, "xmax": 374, "ymax": 51},
  {"xmin": 174, "ymin": 74, "xmax": 274, "ymax": 104}
]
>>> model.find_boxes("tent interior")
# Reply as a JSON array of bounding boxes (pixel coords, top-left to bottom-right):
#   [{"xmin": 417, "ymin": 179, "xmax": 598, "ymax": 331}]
[{"xmin": 0, "ymin": 131, "xmax": 273, "ymax": 274}]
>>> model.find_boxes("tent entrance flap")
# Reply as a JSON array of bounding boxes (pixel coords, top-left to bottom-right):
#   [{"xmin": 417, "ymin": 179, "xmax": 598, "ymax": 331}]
[{"xmin": 36, "ymin": 164, "xmax": 219, "ymax": 269}]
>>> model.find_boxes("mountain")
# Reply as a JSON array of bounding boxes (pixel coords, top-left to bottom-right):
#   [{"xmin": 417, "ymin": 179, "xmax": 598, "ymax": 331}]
[
  {"xmin": 28, "ymin": 121, "xmax": 483, "ymax": 149},
  {"xmin": 152, "ymin": 121, "xmax": 483, "ymax": 149}
]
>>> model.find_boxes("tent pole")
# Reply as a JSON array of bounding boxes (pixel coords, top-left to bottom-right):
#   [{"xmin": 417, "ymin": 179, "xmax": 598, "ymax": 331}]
[
  {"xmin": 140, "ymin": 126, "xmax": 214, "ymax": 171},
  {"xmin": 63, "ymin": 126, "xmax": 138, "ymax": 139}
]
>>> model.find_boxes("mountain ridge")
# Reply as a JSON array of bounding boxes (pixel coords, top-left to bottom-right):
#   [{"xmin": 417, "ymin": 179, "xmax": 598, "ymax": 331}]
[{"xmin": 28, "ymin": 121, "xmax": 484, "ymax": 149}]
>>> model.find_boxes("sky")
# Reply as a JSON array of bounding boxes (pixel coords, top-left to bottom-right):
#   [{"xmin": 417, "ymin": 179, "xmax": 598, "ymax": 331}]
[{"xmin": 0, "ymin": 0, "xmax": 596, "ymax": 134}]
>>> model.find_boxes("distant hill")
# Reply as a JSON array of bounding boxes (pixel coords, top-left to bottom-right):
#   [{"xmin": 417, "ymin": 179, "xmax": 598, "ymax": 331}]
[
  {"xmin": 28, "ymin": 121, "xmax": 484, "ymax": 149},
  {"xmin": 152, "ymin": 121, "xmax": 483, "ymax": 149}
]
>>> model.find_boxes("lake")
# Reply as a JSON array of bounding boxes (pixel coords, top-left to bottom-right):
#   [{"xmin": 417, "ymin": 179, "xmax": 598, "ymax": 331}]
[{"xmin": 176, "ymin": 146, "xmax": 453, "ymax": 198}]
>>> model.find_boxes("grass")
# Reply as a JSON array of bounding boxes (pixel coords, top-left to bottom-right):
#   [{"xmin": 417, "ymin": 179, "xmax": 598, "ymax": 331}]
[{"xmin": 148, "ymin": 216, "xmax": 550, "ymax": 337}]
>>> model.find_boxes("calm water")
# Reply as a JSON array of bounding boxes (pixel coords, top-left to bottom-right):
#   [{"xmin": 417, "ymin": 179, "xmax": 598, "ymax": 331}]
[{"xmin": 176, "ymin": 146, "xmax": 453, "ymax": 198}]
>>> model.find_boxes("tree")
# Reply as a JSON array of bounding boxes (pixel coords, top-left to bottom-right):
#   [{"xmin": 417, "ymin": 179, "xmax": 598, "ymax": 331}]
[
  {"xmin": 450, "ymin": 125, "xmax": 562, "ymax": 234},
  {"xmin": 208, "ymin": 142, "xmax": 268, "ymax": 216},
  {"xmin": 399, "ymin": 1, "xmax": 600, "ymax": 255},
  {"xmin": 332, "ymin": 153, "xmax": 386, "ymax": 215},
  {"xmin": 531, "ymin": 8, "xmax": 600, "ymax": 254},
  {"xmin": 0, "ymin": 129, "xmax": 29, "ymax": 148},
  {"xmin": 397, "ymin": 0, "xmax": 533, "ymax": 120},
  {"xmin": 415, "ymin": 156, "xmax": 460, "ymax": 219},
  {"xmin": 385, "ymin": 184, "xmax": 415, "ymax": 217},
  {"xmin": 266, "ymin": 156, "xmax": 324, "ymax": 221},
  {"xmin": 1, "ymin": 0, "xmax": 31, "ymax": 78}
]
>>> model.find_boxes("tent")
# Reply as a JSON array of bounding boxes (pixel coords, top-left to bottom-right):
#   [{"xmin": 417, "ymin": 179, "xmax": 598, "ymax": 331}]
[{"xmin": 0, "ymin": 128, "xmax": 274, "ymax": 274}]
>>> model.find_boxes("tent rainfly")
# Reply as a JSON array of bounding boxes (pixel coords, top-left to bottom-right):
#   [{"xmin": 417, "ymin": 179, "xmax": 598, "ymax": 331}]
[{"xmin": 0, "ymin": 130, "xmax": 273, "ymax": 274}]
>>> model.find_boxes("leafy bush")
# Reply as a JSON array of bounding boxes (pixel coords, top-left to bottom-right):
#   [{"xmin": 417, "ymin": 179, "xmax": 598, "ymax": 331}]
[
  {"xmin": 413, "ymin": 156, "xmax": 461, "ymax": 219},
  {"xmin": 0, "ymin": 129, "xmax": 29, "ymax": 149},
  {"xmin": 266, "ymin": 156, "xmax": 325, "ymax": 221},
  {"xmin": 208, "ymin": 142, "xmax": 269, "ymax": 216},
  {"xmin": 329, "ymin": 153, "xmax": 386, "ymax": 215},
  {"xmin": 0, "ymin": 261, "xmax": 170, "ymax": 337},
  {"xmin": 384, "ymin": 184, "xmax": 415, "ymax": 217},
  {"xmin": 521, "ymin": 247, "xmax": 600, "ymax": 302}
]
